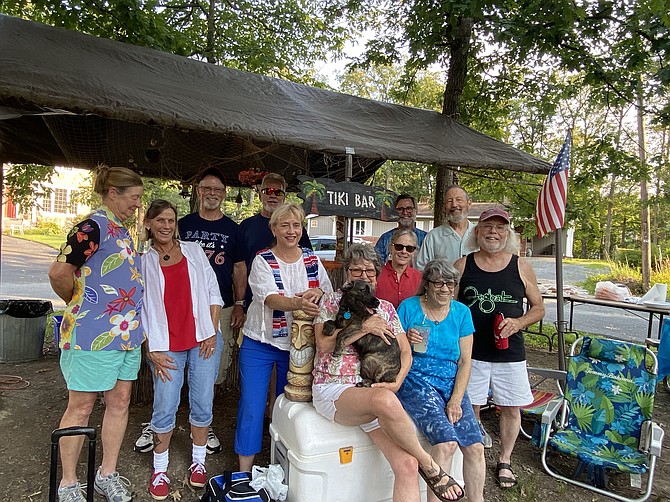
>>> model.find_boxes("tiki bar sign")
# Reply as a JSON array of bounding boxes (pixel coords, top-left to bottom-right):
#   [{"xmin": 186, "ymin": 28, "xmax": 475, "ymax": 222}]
[{"xmin": 297, "ymin": 176, "xmax": 398, "ymax": 221}]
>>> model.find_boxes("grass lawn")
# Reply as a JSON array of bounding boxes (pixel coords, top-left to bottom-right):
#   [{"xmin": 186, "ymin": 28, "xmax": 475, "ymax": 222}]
[{"xmin": 3, "ymin": 232, "xmax": 65, "ymax": 250}]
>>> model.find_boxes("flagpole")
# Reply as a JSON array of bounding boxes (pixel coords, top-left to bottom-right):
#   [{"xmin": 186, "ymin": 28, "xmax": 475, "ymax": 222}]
[{"xmin": 554, "ymin": 228, "xmax": 566, "ymax": 371}]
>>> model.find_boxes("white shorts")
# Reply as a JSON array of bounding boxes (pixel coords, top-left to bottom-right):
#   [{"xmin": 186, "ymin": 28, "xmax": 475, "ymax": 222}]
[
  {"xmin": 312, "ymin": 383, "xmax": 380, "ymax": 433},
  {"xmin": 467, "ymin": 360, "xmax": 533, "ymax": 407}
]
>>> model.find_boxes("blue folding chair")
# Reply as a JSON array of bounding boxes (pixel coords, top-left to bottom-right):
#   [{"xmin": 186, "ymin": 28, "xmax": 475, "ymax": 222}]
[{"xmin": 540, "ymin": 336, "xmax": 664, "ymax": 502}]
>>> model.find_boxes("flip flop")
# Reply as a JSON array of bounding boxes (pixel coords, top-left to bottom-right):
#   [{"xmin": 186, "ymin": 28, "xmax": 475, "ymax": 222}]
[
  {"xmin": 495, "ymin": 462, "xmax": 518, "ymax": 489},
  {"xmin": 419, "ymin": 462, "xmax": 465, "ymax": 501}
]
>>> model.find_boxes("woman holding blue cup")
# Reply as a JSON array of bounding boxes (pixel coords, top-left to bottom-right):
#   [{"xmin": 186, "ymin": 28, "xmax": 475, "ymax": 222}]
[{"xmin": 396, "ymin": 258, "xmax": 485, "ymax": 502}]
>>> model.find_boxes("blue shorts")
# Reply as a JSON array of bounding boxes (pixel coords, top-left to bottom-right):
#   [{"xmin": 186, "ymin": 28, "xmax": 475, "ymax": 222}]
[
  {"xmin": 397, "ymin": 371, "xmax": 483, "ymax": 447},
  {"xmin": 60, "ymin": 347, "xmax": 141, "ymax": 392}
]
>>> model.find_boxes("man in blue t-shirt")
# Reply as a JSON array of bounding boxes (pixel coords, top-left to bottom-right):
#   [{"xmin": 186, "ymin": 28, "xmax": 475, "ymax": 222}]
[
  {"xmin": 135, "ymin": 167, "xmax": 246, "ymax": 455},
  {"xmin": 239, "ymin": 173, "xmax": 312, "ymax": 307}
]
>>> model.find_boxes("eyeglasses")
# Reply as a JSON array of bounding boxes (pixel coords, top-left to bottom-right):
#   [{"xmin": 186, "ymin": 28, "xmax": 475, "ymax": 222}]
[
  {"xmin": 261, "ymin": 188, "xmax": 285, "ymax": 197},
  {"xmin": 396, "ymin": 206, "xmax": 416, "ymax": 213},
  {"xmin": 348, "ymin": 268, "xmax": 377, "ymax": 278},
  {"xmin": 429, "ymin": 280, "xmax": 457, "ymax": 290},
  {"xmin": 393, "ymin": 243, "xmax": 417, "ymax": 253},
  {"xmin": 480, "ymin": 223, "xmax": 508, "ymax": 233},
  {"xmin": 198, "ymin": 185, "xmax": 225, "ymax": 195}
]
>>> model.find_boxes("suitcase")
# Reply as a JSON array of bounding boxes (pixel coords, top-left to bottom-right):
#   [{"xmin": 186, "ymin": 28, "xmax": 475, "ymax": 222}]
[{"xmin": 49, "ymin": 426, "xmax": 97, "ymax": 502}]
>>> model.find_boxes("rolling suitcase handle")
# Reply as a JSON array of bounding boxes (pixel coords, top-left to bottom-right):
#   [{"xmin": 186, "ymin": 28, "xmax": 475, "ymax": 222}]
[{"xmin": 49, "ymin": 426, "xmax": 97, "ymax": 502}]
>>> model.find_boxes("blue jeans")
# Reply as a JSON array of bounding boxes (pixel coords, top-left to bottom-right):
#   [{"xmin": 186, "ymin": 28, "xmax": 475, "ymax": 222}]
[
  {"xmin": 234, "ymin": 336, "xmax": 289, "ymax": 456},
  {"xmin": 149, "ymin": 333, "xmax": 222, "ymax": 433}
]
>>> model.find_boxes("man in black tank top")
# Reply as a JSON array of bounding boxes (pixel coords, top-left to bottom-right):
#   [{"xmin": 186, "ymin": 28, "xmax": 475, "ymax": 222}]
[{"xmin": 454, "ymin": 208, "xmax": 545, "ymax": 489}]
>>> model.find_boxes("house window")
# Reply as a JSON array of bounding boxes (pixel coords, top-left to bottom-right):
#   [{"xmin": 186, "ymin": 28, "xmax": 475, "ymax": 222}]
[
  {"xmin": 53, "ymin": 188, "xmax": 68, "ymax": 214},
  {"xmin": 354, "ymin": 220, "xmax": 366, "ymax": 236}
]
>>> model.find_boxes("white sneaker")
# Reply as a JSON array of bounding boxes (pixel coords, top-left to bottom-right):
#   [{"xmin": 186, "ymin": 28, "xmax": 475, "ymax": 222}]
[
  {"xmin": 134, "ymin": 422, "xmax": 154, "ymax": 452},
  {"xmin": 190, "ymin": 426, "xmax": 221, "ymax": 454}
]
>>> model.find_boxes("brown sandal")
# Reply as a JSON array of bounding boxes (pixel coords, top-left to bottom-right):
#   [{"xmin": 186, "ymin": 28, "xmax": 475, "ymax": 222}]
[{"xmin": 419, "ymin": 462, "xmax": 464, "ymax": 501}]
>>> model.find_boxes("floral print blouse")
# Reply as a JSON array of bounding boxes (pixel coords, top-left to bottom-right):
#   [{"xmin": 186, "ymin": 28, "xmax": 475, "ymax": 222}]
[{"xmin": 56, "ymin": 207, "xmax": 145, "ymax": 351}]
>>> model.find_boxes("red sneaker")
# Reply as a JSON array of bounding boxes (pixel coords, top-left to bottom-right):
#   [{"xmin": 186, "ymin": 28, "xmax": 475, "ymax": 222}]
[
  {"xmin": 189, "ymin": 462, "xmax": 207, "ymax": 488},
  {"xmin": 149, "ymin": 471, "xmax": 170, "ymax": 500}
]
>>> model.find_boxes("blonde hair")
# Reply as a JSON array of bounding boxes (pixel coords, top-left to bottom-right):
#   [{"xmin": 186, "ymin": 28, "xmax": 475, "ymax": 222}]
[
  {"xmin": 269, "ymin": 202, "xmax": 305, "ymax": 229},
  {"xmin": 93, "ymin": 165, "xmax": 143, "ymax": 196}
]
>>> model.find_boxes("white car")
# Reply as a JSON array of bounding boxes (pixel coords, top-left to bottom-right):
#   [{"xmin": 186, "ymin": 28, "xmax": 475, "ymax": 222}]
[{"xmin": 310, "ymin": 235, "xmax": 365, "ymax": 261}]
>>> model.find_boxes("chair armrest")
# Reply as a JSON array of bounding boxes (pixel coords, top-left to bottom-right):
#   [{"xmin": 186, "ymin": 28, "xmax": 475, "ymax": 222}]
[
  {"xmin": 640, "ymin": 421, "xmax": 664, "ymax": 456},
  {"xmin": 541, "ymin": 398, "xmax": 563, "ymax": 426},
  {"xmin": 527, "ymin": 367, "xmax": 567, "ymax": 381}
]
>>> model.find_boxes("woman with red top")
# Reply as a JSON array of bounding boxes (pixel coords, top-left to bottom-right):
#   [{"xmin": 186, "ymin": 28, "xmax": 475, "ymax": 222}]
[
  {"xmin": 141, "ymin": 200, "xmax": 223, "ymax": 500},
  {"xmin": 376, "ymin": 228, "xmax": 422, "ymax": 309}
]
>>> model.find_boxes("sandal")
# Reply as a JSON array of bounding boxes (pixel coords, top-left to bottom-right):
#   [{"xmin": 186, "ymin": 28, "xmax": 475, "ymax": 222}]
[
  {"xmin": 419, "ymin": 462, "xmax": 464, "ymax": 501},
  {"xmin": 495, "ymin": 462, "xmax": 518, "ymax": 489}
]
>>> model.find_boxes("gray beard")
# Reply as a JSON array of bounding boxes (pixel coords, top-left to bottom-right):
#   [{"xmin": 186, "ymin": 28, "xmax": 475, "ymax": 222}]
[{"xmin": 447, "ymin": 212, "xmax": 466, "ymax": 224}]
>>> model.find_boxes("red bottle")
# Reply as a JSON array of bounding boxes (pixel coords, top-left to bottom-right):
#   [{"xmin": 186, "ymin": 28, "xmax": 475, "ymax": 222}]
[{"xmin": 493, "ymin": 312, "xmax": 508, "ymax": 349}]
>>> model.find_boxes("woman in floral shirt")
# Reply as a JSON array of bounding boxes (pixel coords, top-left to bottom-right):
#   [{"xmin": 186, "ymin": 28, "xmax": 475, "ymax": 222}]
[
  {"xmin": 48, "ymin": 165, "xmax": 144, "ymax": 502},
  {"xmin": 312, "ymin": 243, "xmax": 464, "ymax": 502}
]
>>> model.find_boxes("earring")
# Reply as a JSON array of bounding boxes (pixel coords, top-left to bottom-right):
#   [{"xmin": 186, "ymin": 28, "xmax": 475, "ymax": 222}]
[{"xmin": 343, "ymin": 311, "xmax": 352, "ymax": 320}]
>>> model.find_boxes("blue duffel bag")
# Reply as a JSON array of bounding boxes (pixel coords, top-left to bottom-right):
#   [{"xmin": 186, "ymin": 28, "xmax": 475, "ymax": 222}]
[{"xmin": 200, "ymin": 471, "xmax": 271, "ymax": 502}]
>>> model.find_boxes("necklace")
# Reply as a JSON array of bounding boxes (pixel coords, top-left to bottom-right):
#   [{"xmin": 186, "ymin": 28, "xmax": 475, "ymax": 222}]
[
  {"xmin": 423, "ymin": 296, "xmax": 449, "ymax": 325},
  {"xmin": 154, "ymin": 240, "xmax": 178, "ymax": 261}
]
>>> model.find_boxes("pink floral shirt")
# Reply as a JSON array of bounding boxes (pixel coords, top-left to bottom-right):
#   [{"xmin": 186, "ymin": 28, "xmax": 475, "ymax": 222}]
[{"xmin": 312, "ymin": 290, "xmax": 404, "ymax": 385}]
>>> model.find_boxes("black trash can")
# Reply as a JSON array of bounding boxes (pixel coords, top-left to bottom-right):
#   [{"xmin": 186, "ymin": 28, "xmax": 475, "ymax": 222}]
[{"xmin": 0, "ymin": 299, "xmax": 53, "ymax": 362}]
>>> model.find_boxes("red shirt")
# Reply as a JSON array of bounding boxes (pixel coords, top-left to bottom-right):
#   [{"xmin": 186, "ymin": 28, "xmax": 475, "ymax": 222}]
[
  {"xmin": 162, "ymin": 257, "xmax": 198, "ymax": 351},
  {"xmin": 375, "ymin": 261, "xmax": 422, "ymax": 309}
]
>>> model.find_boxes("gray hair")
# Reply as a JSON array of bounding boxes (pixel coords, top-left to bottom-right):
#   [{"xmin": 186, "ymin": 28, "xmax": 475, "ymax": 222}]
[
  {"xmin": 417, "ymin": 258, "xmax": 461, "ymax": 296},
  {"xmin": 390, "ymin": 228, "xmax": 418, "ymax": 246},
  {"xmin": 260, "ymin": 172, "xmax": 287, "ymax": 192},
  {"xmin": 342, "ymin": 243, "xmax": 382, "ymax": 277},
  {"xmin": 464, "ymin": 222, "xmax": 520, "ymax": 255}
]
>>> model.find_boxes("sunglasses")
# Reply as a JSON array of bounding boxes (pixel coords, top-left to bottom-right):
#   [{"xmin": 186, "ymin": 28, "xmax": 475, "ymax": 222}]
[
  {"xmin": 261, "ymin": 188, "xmax": 285, "ymax": 197},
  {"xmin": 393, "ymin": 243, "xmax": 417, "ymax": 253}
]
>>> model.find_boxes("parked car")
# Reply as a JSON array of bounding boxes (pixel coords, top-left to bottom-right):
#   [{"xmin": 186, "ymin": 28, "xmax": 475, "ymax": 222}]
[
  {"xmin": 310, "ymin": 235, "xmax": 337, "ymax": 261},
  {"xmin": 309, "ymin": 235, "xmax": 364, "ymax": 261}
]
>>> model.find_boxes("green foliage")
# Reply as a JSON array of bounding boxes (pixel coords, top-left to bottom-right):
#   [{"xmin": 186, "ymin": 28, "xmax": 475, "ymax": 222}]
[
  {"xmin": 30, "ymin": 218, "xmax": 65, "ymax": 235},
  {"xmin": 3, "ymin": 164, "xmax": 56, "ymax": 210}
]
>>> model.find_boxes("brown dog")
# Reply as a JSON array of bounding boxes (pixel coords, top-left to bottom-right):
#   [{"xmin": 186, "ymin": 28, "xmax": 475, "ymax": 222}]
[{"xmin": 323, "ymin": 280, "xmax": 401, "ymax": 387}]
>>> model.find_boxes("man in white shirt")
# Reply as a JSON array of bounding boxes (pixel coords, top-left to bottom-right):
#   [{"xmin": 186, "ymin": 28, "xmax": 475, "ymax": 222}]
[{"xmin": 415, "ymin": 185, "xmax": 476, "ymax": 269}]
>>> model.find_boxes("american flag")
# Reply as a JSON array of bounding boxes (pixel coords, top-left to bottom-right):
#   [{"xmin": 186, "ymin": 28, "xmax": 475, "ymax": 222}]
[{"xmin": 536, "ymin": 131, "xmax": 571, "ymax": 238}]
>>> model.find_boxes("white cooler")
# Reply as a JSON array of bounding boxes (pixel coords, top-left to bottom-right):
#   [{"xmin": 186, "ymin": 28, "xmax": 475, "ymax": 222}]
[{"xmin": 270, "ymin": 394, "xmax": 464, "ymax": 502}]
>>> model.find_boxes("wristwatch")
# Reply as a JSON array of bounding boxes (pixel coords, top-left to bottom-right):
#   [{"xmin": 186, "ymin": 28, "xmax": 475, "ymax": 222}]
[{"xmin": 234, "ymin": 300, "xmax": 246, "ymax": 307}]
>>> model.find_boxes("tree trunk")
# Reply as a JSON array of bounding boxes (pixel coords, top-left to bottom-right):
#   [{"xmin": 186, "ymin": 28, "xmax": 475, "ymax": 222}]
[
  {"xmin": 205, "ymin": 0, "xmax": 217, "ymax": 64},
  {"xmin": 604, "ymin": 108, "xmax": 625, "ymax": 260},
  {"xmin": 435, "ymin": 16, "xmax": 473, "ymax": 227},
  {"xmin": 637, "ymin": 84, "xmax": 651, "ymax": 290}
]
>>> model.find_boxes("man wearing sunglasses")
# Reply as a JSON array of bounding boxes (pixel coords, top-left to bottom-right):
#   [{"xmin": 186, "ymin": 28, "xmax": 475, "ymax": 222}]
[
  {"xmin": 415, "ymin": 185, "xmax": 477, "ymax": 270},
  {"xmin": 374, "ymin": 194, "xmax": 427, "ymax": 264},
  {"xmin": 239, "ymin": 173, "xmax": 312, "ymax": 308}
]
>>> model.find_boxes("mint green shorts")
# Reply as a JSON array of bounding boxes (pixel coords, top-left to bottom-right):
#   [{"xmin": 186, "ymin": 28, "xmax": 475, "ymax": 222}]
[{"xmin": 60, "ymin": 348, "xmax": 142, "ymax": 392}]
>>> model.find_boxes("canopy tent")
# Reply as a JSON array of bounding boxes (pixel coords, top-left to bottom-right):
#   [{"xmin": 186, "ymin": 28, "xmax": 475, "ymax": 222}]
[{"xmin": 0, "ymin": 14, "xmax": 550, "ymax": 188}]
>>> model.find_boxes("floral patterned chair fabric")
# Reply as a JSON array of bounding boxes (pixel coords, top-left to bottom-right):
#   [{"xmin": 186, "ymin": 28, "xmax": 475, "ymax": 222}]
[{"xmin": 541, "ymin": 337, "xmax": 665, "ymax": 502}]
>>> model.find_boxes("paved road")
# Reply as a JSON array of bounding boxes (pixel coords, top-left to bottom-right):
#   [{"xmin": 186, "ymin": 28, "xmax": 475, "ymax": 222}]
[
  {"xmin": 0, "ymin": 235, "xmax": 64, "ymax": 309},
  {"xmin": 528, "ymin": 257, "xmax": 659, "ymax": 344}
]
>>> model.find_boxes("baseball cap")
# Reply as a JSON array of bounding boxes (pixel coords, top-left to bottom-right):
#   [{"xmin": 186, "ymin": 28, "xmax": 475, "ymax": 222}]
[{"xmin": 478, "ymin": 207, "xmax": 510, "ymax": 223}]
